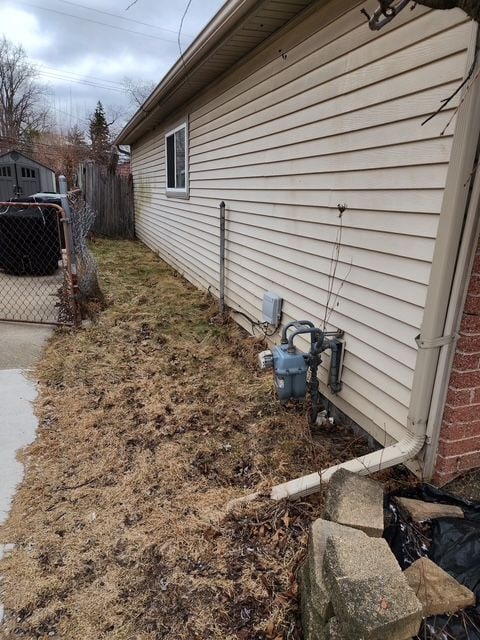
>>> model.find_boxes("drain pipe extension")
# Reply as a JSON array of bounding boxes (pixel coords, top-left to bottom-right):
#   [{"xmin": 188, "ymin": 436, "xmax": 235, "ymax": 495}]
[
  {"xmin": 271, "ymin": 433, "xmax": 424, "ymax": 500},
  {"xmin": 270, "ymin": 25, "xmax": 480, "ymax": 502}
]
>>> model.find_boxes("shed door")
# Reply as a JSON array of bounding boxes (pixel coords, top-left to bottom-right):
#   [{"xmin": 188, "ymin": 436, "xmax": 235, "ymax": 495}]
[
  {"xmin": 0, "ymin": 165, "xmax": 15, "ymax": 201},
  {"xmin": 17, "ymin": 165, "xmax": 41, "ymax": 197}
]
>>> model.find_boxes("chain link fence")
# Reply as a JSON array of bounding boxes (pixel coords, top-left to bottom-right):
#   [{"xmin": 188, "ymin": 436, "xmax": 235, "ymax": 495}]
[
  {"xmin": 0, "ymin": 188, "xmax": 101, "ymax": 326},
  {"xmin": 0, "ymin": 201, "xmax": 72, "ymax": 324},
  {"xmin": 67, "ymin": 189, "xmax": 103, "ymax": 317}
]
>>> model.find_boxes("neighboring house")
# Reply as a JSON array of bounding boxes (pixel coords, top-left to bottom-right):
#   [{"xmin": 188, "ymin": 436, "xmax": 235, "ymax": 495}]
[
  {"xmin": 0, "ymin": 151, "xmax": 57, "ymax": 201},
  {"xmin": 116, "ymin": 161, "xmax": 131, "ymax": 177},
  {"xmin": 117, "ymin": 0, "xmax": 480, "ymax": 485}
]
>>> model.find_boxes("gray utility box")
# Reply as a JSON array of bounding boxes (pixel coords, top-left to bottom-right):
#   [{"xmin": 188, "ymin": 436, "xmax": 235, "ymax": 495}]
[{"xmin": 262, "ymin": 291, "xmax": 283, "ymax": 325}]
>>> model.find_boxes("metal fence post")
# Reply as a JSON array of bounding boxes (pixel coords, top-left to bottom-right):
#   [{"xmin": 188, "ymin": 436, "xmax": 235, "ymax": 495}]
[
  {"xmin": 59, "ymin": 175, "xmax": 81, "ymax": 326},
  {"xmin": 219, "ymin": 201, "xmax": 226, "ymax": 317}
]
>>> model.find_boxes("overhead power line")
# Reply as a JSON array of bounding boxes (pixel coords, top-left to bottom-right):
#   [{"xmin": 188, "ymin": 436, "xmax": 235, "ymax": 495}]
[
  {"xmin": 54, "ymin": 0, "xmax": 193, "ymax": 38},
  {"xmin": 16, "ymin": 1, "xmax": 189, "ymax": 43},
  {"xmin": 39, "ymin": 70, "xmax": 125, "ymax": 93},
  {"xmin": 38, "ymin": 64, "xmax": 125, "ymax": 87},
  {"xmin": 38, "ymin": 67, "xmax": 127, "ymax": 93},
  {"xmin": 178, "ymin": 0, "xmax": 193, "ymax": 55},
  {"xmin": 0, "ymin": 135, "xmax": 89, "ymax": 152},
  {"xmin": 177, "ymin": 0, "xmax": 194, "ymax": 83}
]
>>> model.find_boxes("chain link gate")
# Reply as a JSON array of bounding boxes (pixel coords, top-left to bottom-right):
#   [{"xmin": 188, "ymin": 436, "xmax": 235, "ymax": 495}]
[{"xmin": 0, "ymin": 199, "xmax": 79, "ymax": 326}]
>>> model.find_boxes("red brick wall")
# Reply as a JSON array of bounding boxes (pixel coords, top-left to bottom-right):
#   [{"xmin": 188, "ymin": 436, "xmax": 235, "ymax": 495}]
[{"xmin": 433, "ymin": 249, "xmax": 480, "ymax": 485}]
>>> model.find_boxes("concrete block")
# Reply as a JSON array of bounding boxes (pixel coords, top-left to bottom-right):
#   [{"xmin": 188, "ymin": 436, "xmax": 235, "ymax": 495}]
[
  {"xmin": 394, "ymin": 497, "xmax": 464, "ymax": 522},
  {"xmin": 324, "ymin": 469, "xmax": 384, "ymax": 537},
  {"xmin": 299, "ymin": 563, "xmax": 328, "ymax": 640},
  {"xmin": 325, "ymin": 535, "xmax": 423, "ymax": 640},
  {"xmin": 404, "ymin": 557, "xmax": 475, "ymax": 616},
  {"xmin": 305, "ymin": 518, "xmax": 367, "ymax": 621}
]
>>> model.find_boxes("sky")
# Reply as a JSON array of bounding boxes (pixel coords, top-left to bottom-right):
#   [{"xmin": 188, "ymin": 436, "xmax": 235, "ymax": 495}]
[{"xmin": 0, "ymin": 0, "xmax": 224, "ymax": 134}]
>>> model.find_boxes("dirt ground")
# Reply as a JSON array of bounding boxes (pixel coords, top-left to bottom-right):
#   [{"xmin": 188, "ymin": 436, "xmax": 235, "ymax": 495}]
[
  {"xmin": 0, "ymin": 239, "xmax": 415, "ymax": 640},
  {"xmin": 446, "ymin": 469, "xmax": 480, "ymax": 501}
]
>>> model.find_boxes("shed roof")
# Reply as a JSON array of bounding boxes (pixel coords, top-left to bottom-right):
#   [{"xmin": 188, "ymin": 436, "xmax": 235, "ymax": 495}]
[
  {"xmin": 0, "ymin": 150, "xmax": 55, "ymax": 173},
  {"xmin": 116, "ymin": 0, "xmax": 315, "ymax": 145}
]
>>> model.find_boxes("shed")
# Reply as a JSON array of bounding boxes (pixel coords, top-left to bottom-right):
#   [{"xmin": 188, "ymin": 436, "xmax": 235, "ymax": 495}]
[
  {"xmin": 117, "ymin": 0, "xmax": 480, "ymax": 487},
  {"xmin": 0, "ymin": 150, "xmax": 57, "ymax": 201}
]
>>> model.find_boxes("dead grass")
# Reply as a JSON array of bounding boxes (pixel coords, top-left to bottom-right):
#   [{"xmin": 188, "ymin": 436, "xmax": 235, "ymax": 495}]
[{"xmin": 0, "ymin": 239, "xmax": 412, "ymax": 640}]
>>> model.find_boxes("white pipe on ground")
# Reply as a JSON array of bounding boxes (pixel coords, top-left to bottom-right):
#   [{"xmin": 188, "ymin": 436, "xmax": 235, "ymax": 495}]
[{"xmin": 271, "ymin": 433, "xmax": 424, "ymax": 501}]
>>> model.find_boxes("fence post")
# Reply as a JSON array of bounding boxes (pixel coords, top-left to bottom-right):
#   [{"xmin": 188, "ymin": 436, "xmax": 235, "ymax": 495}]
[
  {"xmin": 59, "ymin": 175, "xmax": 81, "ymax": 326},
  {"xmin": 219, "ymin": 201, "xmax": 226, "ymax": 317}
]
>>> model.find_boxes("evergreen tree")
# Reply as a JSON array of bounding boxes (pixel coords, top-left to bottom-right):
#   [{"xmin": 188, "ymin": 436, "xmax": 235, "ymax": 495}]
[{"xmin": 88, "ymin": 101, "xmax": 111, "ymax": 165}]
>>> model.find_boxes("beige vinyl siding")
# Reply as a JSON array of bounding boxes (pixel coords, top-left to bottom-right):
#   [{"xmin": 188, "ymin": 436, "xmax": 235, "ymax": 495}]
[{"xmin": 131, "ymin": 1, "xmax": 474, "ymax": 445}]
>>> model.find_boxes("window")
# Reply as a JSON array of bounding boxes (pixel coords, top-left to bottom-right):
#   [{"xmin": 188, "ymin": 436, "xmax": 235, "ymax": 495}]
[
  {"xmin": 165, "ymin": 122, "xmax": 188, "ymax": 197},
  {"xmin": 0, "ymin": 166, "xmax": 11, "ymax": 177},
  {"xmin": 20, "ymin": 167, "xmax": 36, "ymax": 178}
]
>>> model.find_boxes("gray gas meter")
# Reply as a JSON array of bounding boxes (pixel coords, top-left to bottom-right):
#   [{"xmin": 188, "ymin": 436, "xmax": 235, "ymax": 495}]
[{"xmin": 259, "ymin": 320, "xmax": 344, "ymax": 423}]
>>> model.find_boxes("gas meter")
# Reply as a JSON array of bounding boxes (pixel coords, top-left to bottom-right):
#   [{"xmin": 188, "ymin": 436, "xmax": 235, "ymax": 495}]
[{"xmin": 258, "ymin": 320, "xmax": 344, "ymax": 423}]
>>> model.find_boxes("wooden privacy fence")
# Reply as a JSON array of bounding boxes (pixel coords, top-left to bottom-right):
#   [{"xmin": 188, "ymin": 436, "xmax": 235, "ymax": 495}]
[{"xmin": 78, "ymin": 162, "xmax": 134, "ymax": 238}]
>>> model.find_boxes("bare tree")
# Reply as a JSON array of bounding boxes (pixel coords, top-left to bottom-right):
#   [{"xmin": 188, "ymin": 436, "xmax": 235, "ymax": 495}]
[
  {"xmin": 123, "ymin": 76, "xmax": 156, "ymax": 108},
  {"xmin": 0, "ymin": 37, "xmax": 50, "ymax": 150}
]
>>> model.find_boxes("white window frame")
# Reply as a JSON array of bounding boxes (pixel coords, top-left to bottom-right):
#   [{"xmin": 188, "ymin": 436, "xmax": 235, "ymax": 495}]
[{"xmin": 165, "ymin": 121, "xmax": 189, "ymax": 198}]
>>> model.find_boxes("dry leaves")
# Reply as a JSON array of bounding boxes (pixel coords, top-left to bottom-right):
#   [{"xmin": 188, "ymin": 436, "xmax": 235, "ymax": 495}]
[{"xmin": 0, "ymin": 239, "xmax": 378, "ymax": 639}]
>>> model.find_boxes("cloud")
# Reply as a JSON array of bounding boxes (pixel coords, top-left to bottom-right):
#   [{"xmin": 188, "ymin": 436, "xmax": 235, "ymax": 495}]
[
  {"xmin": 0, "ymin": 0, "xmax": 224, "ymax": 130},
  {"xmin": 0, "ymin": 4, "xmax": 53, "ymax": 55}
]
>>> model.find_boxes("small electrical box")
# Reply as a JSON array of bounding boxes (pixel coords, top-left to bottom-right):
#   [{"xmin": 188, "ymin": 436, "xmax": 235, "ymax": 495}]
[{"xmin": 262, "ymin": 291, "xmax": 283, "ymax": 326}]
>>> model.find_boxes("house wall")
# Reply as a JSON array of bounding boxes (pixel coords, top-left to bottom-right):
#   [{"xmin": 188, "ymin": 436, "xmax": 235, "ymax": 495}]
[
  {"xmin": 434, "ymin": 242, "xmax": 480, "ymax": 485},
  {"xmin": 131, "ymin": 1, "xmax": 474, "ymax": 447}
]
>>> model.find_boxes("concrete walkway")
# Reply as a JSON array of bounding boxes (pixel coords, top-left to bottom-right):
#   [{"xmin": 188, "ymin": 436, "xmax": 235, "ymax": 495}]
[
  {"xmin": 0, "ymin": 370, "xmax": 38, "ymax": 522},
  {"xmin": 0, "ymin": 322, "xmax": 52, "ymax": 622}
]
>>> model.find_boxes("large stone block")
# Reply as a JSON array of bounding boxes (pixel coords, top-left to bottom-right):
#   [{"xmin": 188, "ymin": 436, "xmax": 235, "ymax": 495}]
[
  {"xmin": 394, "ymin": 497, "xmax": 464, "ymax": 522},
  {"xmin": 305, "ymin": 519, "xmax": 367, "ymax": 621},
  {"xmin": 299, "ymin": 562, "xmax": 328, "ymax": 640},
  {"xmin": 324, "ymin": 469, "xmax": 384, "ymax": 537},
  {"xmin": 404, "ymin": 557, "xmax": 475, "ymax": 616},
  {"xmin": 325, "ymin": 535, "xmax": 422, "ymax": 640}
]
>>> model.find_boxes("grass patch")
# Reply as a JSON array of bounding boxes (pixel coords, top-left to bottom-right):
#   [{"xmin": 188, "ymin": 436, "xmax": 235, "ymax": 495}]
[{"xmin": 0, "ymin": 239, "xmax": 410, "ymax": 639}]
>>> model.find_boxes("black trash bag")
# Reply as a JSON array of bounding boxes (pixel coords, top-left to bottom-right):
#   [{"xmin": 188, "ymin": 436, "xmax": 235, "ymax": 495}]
[
  {"xmin": 427, "ymin": 518, "xmax": 480, "ymax": 639},
  {"xmin": 385, "ymin": 484, "xmax": 480, "ymax": 640}
]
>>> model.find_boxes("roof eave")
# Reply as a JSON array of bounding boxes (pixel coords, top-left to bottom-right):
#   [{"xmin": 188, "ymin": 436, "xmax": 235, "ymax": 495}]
[{"xmin": 116, "ymin": 0, "xmax": 259, "ymax": 145}]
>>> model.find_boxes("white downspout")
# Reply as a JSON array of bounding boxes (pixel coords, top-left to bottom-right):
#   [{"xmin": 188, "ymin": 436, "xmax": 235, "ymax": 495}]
[{"xmin": 271, "ymin": 23, "xmax": 480, "ymax": 502}]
